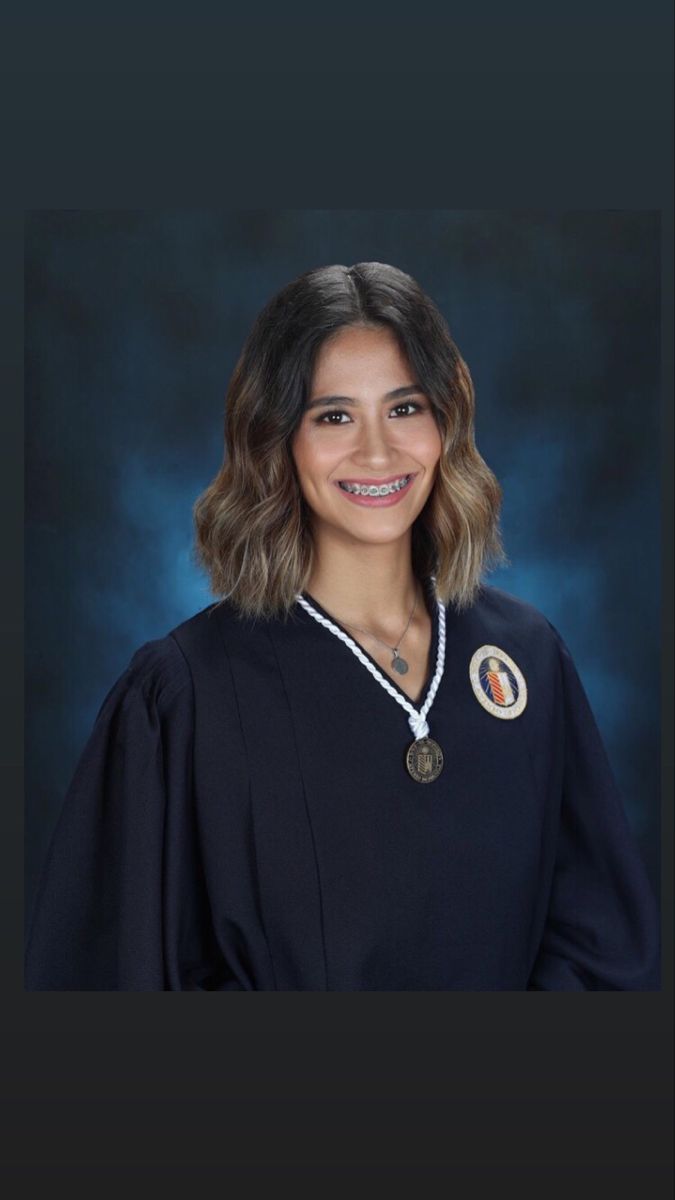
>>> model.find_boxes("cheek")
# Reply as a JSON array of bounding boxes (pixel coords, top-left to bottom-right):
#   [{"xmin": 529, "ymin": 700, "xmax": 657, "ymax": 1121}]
[
  {"xmin": 290, "ymin": 428, "xmax": 313, "ymax": 477},
  {"xmin": 290, "ymin": 435, "xmax": 327, "ymax": 496},
  {"xmin": 408, "ymin": 422, "xmax": 442, "ymax": 464},
  {"xmin": 429, "ymin": 417, "xmax": 443, "ymax": 454},
  {"xmin": 292, "ymin": 428, "xmax": 341, "ymax": 478}
]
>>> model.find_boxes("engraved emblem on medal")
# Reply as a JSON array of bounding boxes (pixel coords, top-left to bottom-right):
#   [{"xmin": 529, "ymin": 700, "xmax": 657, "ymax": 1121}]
[
  {"xmin": 295, "ymin": 582, "xmax": 447, "ymax": 785},
  {"xmin": 406, "ymin": 736, "xmax": 444, "ymax": 783}
]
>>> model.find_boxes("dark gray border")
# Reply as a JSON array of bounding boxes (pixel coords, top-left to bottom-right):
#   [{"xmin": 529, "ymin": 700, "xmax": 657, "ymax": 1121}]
[{"xmin": 3, "ymin": 2, "xmax": 673, "ymax": 1185}]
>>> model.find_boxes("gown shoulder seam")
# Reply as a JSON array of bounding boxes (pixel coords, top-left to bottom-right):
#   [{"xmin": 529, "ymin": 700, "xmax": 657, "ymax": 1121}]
[{"xmin": 122, "ymin": 634, "xmax": 194, "ymax": 713}]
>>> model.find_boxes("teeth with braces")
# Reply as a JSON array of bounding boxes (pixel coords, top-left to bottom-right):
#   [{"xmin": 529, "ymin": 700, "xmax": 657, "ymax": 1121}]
[{"xmin": 339, "ymin": 475, "xmax": 412, "ymax": 496}]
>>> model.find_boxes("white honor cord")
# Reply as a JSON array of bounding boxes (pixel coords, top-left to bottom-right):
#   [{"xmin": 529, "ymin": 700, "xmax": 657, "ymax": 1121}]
[{"xmin": 295, "ymin": 593, "xmax": 447, "ymax": 740}]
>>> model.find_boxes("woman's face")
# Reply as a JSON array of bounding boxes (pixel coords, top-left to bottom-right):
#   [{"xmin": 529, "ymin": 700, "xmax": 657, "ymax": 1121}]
[{"xmin": 291, "ymin": 325, "xmax": 442, "ymax": 550}]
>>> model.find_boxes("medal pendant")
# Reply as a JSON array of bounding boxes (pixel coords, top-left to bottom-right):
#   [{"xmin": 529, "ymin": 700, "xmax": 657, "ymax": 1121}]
[
  {"xmin": 406, "ymin": 736, "xmax": 444, "ymax": 783},
  {"xmin": 392, "ymin": 655, "xmax": 408, "ymax": 675}
]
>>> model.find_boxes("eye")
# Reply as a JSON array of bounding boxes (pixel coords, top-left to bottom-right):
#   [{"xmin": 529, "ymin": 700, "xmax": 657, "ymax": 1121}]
[
  {"xmin": 390, "ymin": 401, "xmax": 425, "ymax": 417},
  {"xmin": 313, "ymin": 401, "xmax": 426, "ymax": 426},
  {"xmin": 314, "ymin": 410, "xmax": 352, "ymax": 425}
]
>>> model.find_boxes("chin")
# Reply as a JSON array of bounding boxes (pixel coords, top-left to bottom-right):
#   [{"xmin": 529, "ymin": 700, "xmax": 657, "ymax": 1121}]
[{"xmin": 338, "ymin": 519, "xmax": 417, "ymax": 544}]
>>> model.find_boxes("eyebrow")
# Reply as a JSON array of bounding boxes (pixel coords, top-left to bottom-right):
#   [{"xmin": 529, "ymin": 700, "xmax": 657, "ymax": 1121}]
[{"xmin": 305, "ymin": 384, "xmax": 425, "ymax": 411}]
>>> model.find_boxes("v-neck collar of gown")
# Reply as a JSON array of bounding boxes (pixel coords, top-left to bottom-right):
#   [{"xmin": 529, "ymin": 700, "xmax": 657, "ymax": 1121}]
[{"xmin": 297, "ymin": 575, "xmax": 441, "ymax": 710}]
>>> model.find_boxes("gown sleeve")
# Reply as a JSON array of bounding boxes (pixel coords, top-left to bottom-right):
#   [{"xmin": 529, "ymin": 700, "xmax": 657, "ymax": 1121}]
[
  {"xmin": 24, "ymin": 636, "xmax": 238, "ymax": 991},
  {"xmin": 527, "ymin": 625, "xmax": 660, "ymax": 991}
]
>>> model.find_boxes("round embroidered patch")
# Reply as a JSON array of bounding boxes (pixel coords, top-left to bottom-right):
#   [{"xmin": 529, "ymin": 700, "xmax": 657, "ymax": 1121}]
[{"xmin": 469, "ymin": 645, "xmax": 528, "ymax": 719}]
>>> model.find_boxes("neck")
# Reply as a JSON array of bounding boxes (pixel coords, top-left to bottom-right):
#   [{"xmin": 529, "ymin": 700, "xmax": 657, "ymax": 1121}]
[{"xmin": 304, "ymin": 531, "xmax": 427, "ymax": 634}]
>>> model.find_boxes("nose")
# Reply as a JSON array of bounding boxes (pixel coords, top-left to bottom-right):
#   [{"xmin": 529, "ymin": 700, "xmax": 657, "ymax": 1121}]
[{"xmin": 351, "ymin": 413, "xmax": 398, "ymax": 468}]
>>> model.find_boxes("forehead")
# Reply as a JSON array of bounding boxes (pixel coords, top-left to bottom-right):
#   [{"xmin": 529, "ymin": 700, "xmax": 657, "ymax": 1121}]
[{"xmin": 310, "ymin": 325, "xmax": 412, "ymax": 390}]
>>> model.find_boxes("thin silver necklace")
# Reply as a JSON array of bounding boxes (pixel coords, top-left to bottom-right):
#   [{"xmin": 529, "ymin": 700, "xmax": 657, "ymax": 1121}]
[
  {"xmin": 296, "ymin": 578, "xmax": 446, "ymax": 784},
  {"xmin": 336, "ymin": 588, "xmax": 418, "ymax": 675}
]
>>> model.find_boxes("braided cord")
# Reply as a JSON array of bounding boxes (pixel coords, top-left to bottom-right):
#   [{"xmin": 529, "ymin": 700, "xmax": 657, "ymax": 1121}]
[{"xmin": 295, "ymin": 592, "xmax": 447, "ymax": 740}]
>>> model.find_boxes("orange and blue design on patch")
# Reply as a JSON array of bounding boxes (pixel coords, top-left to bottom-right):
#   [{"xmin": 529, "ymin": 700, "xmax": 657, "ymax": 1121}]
[
  {"xmin": 480, "ymin": 655, "xmax": 519, "ymax": 707},
  {"xmin": 469, "ymin": 644, "xmax": 528, "ymax": 720}
]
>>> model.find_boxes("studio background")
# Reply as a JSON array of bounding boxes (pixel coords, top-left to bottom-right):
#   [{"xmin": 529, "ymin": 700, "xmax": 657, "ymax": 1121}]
[{"xmin": 24, "ymin": 209, "xmax": 661, "ymax": 940}]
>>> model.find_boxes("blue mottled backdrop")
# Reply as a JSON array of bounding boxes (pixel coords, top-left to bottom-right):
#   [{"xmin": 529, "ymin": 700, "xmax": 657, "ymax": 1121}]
[{"xmin": 25, "ymin": 210, "xmax": 661, "ymax": 931}]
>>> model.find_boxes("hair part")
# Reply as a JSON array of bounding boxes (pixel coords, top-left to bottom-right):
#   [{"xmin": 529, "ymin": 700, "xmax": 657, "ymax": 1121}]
[{"xmin": 192, "ymin": 262, "xmax": 506, "ymax": 621}]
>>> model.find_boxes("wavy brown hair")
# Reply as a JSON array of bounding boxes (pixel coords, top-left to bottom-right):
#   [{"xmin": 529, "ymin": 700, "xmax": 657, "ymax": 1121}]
[{"xmin": 193, "ymin": 262, "xmax": 505, "ymax": 621}]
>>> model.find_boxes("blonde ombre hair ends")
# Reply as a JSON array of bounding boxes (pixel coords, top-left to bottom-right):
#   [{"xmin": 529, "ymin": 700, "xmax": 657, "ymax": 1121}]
[{"xmin": 193, "ymin": 262, "xmax": 505, "ymax": 621}]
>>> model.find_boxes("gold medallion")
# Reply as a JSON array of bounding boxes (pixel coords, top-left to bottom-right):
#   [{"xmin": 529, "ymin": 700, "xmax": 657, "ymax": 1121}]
[{"xmin": 406, "ymin": 736, "xmax": 444, "ymax": 783}]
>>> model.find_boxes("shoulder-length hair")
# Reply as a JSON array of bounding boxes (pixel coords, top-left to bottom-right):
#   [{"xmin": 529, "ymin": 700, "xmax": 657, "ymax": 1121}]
[{"xmin": 193, "ymin": 262, "xmax": 505, "ymax": 620}]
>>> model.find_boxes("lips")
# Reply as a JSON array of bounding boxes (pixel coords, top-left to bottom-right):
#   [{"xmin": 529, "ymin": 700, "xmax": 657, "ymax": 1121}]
[
  {"xmin": 338, "ymin": 473, "xmax": 414, "ymax": 486},
  {"xmin": 334, "ymin": 473, "xmax": 417, "ymax": 507},
  {"xmin": 336, "ymin": 473, "xmax": 415, "ymax": 493}
]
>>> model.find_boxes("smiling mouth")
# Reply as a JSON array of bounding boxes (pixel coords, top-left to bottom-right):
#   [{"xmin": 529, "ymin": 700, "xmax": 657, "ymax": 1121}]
[{"xmin": 337, "ymin": 473, "xmax": 415, "ymax": 496}]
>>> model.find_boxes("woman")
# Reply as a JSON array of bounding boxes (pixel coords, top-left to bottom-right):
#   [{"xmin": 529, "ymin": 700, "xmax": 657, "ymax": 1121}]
[{"xmin": 25, "ymin": 261, "xmax": 660, "ymax": 991}]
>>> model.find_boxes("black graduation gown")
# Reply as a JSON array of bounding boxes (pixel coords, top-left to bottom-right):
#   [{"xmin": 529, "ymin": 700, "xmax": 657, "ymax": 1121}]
[{"xmin": 24, "ymin": 582, "xmax": 660, "ymax": 991}]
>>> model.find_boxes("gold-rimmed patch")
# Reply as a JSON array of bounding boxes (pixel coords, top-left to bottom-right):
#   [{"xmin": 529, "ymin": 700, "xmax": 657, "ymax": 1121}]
[{"xmin": 469, "ymin": 645, "xmax": 528, "ymax": 719}]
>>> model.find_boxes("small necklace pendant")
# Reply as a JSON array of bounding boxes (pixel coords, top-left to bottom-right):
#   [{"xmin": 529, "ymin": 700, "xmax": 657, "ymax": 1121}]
[
  {"xmin": 391, "ymin": 654, "xmax": 409, "ymax": 675},
  {"xmin": 406, "ymin": 736, "xmax": 444, "ymax": 783}
]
